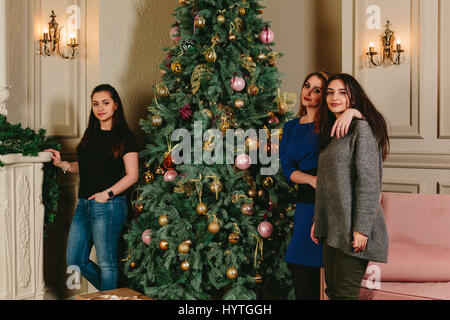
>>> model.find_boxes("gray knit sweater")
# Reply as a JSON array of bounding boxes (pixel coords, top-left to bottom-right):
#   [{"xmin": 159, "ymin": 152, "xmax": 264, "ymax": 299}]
[{"xmin": 314, "ymin": 120, "xmax": 389, "ymax": 263}]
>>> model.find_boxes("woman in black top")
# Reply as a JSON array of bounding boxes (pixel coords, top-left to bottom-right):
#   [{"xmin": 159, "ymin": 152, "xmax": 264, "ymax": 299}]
[{"xmin": 46, "ymin": 84, "xmax": 139, "ymax": 291}]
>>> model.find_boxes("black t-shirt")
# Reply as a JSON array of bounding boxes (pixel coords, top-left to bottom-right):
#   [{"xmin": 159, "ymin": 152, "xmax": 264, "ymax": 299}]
[{"xmin": 77, "ymin": 127, "xmax": 138, "ymax": 199}]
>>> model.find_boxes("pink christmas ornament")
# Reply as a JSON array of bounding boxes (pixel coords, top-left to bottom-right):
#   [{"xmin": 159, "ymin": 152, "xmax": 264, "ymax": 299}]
[
  {"xmin": 258, "ymin": 221, "xmax": 274, "ymax": 239},
  {"xmin": 142, "ymin": 229, "xmax": 153, "ymax": 245},
  {"xmin": 235, "ymin": 154, "xmax": 251, "ymax": 170},
  {"xmin": 164, "ymin": 170, "xmax": 178, "ymax": 182},
  {"xmin": 170, "ymin": 27, "xmax": 181, "ymax": 41},
  {"xmin": 259, "ymin": 27, "xmax": 275, "ymax": 44},
  {"xmin": 230, "ymin": 76, "xmax": 246, "ymax": 92}
]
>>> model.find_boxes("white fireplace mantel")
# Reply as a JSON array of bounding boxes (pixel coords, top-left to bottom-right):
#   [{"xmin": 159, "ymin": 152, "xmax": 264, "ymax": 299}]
[{"xmin": 0, "ymin": 152, "xmax": 51, "ymax": 300}]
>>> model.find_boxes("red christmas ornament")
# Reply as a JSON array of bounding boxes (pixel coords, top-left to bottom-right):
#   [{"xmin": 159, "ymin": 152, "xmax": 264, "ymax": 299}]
[
  {"xmin": 163, "ymin": 154, "xmax": 175, "ymax": 170},
  {"xmin": 268, "ymin": 115, "xmax": 279, "ymax": 126},
  {"xmin": 179, "ymin": 104, "xmax": 194, "ymax": 121}
]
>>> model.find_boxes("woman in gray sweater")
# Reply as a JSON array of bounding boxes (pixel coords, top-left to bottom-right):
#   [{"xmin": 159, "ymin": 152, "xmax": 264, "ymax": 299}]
[{"xmin": 311, "ymin": 73, "xmax": 390, "ymax": 300}]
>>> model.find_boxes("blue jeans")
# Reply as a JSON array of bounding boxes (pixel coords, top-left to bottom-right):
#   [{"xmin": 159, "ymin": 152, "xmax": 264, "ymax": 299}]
[{"xmin": 66, "ymin": 195, "xmax": 128, "ymax": 291}]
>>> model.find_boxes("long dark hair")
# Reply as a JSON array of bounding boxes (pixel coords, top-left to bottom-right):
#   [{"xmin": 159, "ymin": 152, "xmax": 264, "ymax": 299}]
[
  {"xmin": 297, "ymin": 71, "xmax": 331, "ymax": 118},
  {"xmin": 315, "ymin": 73, "xmax": 390, "ymax": 161},
  {"xmin": 78, "ymin": 84, "xmax": 132, "ymax": 159}
]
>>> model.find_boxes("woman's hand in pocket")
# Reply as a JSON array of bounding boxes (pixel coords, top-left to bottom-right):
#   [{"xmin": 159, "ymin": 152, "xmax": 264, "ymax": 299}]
[{"xmin": 89, "ymin": 191, "xmax": 109, "ymax": 203}]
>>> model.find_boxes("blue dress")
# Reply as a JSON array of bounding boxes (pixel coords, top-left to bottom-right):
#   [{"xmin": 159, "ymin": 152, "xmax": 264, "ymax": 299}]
[{"xmin": 280, "ymin": 119, "xmax": 323, "ymax": 267}]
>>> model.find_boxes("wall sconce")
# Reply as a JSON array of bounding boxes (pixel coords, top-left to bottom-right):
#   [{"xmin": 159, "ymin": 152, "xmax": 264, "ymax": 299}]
[
  {"xmin": 366, "ymin": 20, "xmax": 404, "ymax": 67},
  {"xmin": 39, "ymin": 10, "xmax": 79, "ymax": 60}
]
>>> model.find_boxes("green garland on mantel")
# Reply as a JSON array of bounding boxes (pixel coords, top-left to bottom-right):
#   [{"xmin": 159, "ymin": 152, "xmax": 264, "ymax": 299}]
[{"xmin": 0, "ymin": 115, "xmax": 61, "ymax": 229}]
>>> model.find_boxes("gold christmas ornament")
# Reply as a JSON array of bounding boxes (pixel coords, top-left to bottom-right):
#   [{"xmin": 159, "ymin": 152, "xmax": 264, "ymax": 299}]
[
  {"xmin": 254, "ymin": 273, "xmax": 263, "ymax": 284},
  {"xmin": 258, "ymin": 189, "xmax": 264, "ymax": 197},
  {"xmin": 196, "ymin": 202, "xmax": 208, "ymax": 215},
  {"xmin": 268, "ymin": 58, "xmax": 277, "ymax": 67},
  {"xmin": 143, "ymin": 171, "xmax": 155, "ymax": 184},
  {"xmin": 181, "ymin": 260, "xmax": 191, "ymax": 271},
  {"xmin": 226, "ymin": 267, "xmax": 238, "ymax": 280},
  {"xmin": 247, "ymin": 189, "xmax": 257, "ymax": 198},
  {"xmin": 178, "ymin": 242, "xmax": 191, "ymax": 254},
  {"xmin": 157, "ymin": 85, "xmax": 170, "ymax": 98},
  {"xmin": 135, "ymin": 203, "xmax": 144, "ymax": 214},
  {"xmin": 245, "ymin": 137, "xmax": 259, "ymax": 151},
  {"xmin": 263, "ymin": 176, "xmax": 274, "ymax": 189},
  {"xmin": 179, "ymin": 0, "xmax": 187, "ymax": 5},
  {"xmin": 151, "ymin": 115, "xmax": 163, "ymax": 127},
  {"xmin": 209, "ymin": 180, "xmax": 223, "ymax": 194},
  {"xmin": 228, "ymin": 233, "xmax": 240, "ymax": 244},
  {"xmin": 158, "ymin": 214, "xmax": 169, "ymax": 226},
  {"xmin": 171, "ymin": 62, "xmax": 183, "ymax": 74},
  {"xmin": 211, "ymin": 34, "xmax": 220, "ymax": 45},
  {"xmin": 257, "ymin": 8, "xmax": 265, "ymax": 14},
  {"xmin": 228, "ymin": 33, "xmax": 237, "ymax": 42},
  {"xmin": 220, "ymin": 122, "xmax": 230, "ymax": 133},
  {"xmin": 204, "ymin": 48, "xmax": 217, "ymax": 63},
  {"xmin": 241, "ymin": 203, "xmax": 254, "ymax": 216},
  {"xmin": 234, "ymin": 99, "xmax": 245, "ymax": 109},
  {"xmin": 257, "ymin": 52, "xmax": 267, "ymax": 61},
  {"xmin": 159, "ymin": 240, "xmax": 169, "ymax": 250},
  {"xmin": 217, "ymin": 14, "xmax": 225, "ymax": 24},
  {"xmin": 278, "ymin": 102, "xmax": 289, "ymax": 115},
  {"xmin": 239, "ymin": 8, "xmax": 246, "ymax": 16},
  {"xmin": 130, "ymin": 262, "xmax": 137, "ymax": 269},
  {"xmin": 247, "ymin": 84, "xmax": 259, "ymax": 96},
  {"xmin": 208, "ymin": 221, "xmax": 221, "ymax": 234},
  {"xmin": 195, "ymin": 15, "xmax": 207, "ymax": 29}
]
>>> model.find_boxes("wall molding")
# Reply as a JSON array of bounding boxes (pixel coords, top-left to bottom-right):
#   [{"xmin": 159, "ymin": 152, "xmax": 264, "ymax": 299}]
[
  {"xmin": 382, "ymin": 179, "xmax": 420, "ymax": 194},
  {"xmin": 385, "ymin": 151, "xmax": 450, "ymax": 169},
  {"xmin": 438, "ymin": 0, "xmax": 450, "ymax": 139},
  {"xmin": 438, "ymin": 181, "xmax": 450, "ymax": 195}
]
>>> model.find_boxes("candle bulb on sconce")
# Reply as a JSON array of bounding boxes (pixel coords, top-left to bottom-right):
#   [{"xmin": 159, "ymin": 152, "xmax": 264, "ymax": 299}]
[
  {"xmin": 396, "ymin": 38, "xmax": 402, "ymax": 51},
  {"xmin": 369, "ymin": 41, "xmax": 375, "ymax": 54},
  {"xmin": 43, "ymin": 28, "xmax": 49, "ymax": 41},
  {"xmin": 366, "ymin": 41, "xmax": 379, "ymax": 66},
  {"xmin": 69, "ymin": 33, "xmax": 77, "ymax": 46}
]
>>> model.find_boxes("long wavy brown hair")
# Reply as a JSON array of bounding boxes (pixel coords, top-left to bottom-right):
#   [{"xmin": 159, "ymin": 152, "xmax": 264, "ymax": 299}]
[
  {"xmin": 77, "ymin": 84, "xmax": 132, "ymax": 159},
  {"xmin": 315, "ymin": 73, "xmax": 390, "ymax": 161},
  {"xmin": 297, "ymin": 71, "xmax": 331, "ymax": 119}
]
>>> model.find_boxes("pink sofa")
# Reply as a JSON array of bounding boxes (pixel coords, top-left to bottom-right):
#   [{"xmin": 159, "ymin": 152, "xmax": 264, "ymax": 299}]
[{"xmin": 359, "ymin": 193, "xmax": 450, "ymax": 300}]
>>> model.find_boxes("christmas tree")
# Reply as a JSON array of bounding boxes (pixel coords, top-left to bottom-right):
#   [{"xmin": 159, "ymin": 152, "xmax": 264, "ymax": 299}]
[{"xmin": 123, "ymin": 0, "xmax": 297, "ymax": 300}]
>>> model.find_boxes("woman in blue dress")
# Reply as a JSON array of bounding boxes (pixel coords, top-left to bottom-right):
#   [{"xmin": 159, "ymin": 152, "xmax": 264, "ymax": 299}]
[{"xmin": 280, "ymin": 71, "xmax": 363, "ymax": 300}]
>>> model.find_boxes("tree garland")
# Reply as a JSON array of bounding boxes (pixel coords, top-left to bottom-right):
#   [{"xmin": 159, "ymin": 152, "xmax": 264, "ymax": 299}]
[{"xmin": 0, "ymin": 115, "xmax": 61, "ymax": 230}]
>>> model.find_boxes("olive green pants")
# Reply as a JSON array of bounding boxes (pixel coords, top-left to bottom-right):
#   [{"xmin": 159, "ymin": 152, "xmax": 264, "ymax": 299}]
[{"xmin": 322, "ymin": 242, "xmax": 369, "ymax": 300}]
